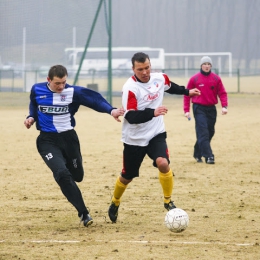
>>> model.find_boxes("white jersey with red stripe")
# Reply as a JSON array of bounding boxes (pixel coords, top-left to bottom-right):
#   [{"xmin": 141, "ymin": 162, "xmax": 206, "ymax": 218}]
[{"xmin": 121, "ymin": 72, "xmax": 171, "ymax": 146}]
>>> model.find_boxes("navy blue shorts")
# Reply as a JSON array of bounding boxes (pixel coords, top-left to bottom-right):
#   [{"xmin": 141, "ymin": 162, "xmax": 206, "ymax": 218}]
[{"xmin": 121, "ymin": 132, "xmax": 170, "ymax": 180}]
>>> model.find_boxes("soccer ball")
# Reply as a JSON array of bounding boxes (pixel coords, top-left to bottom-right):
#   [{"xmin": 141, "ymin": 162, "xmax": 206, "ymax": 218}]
[{"xmin": 164, "ymin": 208, "xmax": 189, "ymax": 233}]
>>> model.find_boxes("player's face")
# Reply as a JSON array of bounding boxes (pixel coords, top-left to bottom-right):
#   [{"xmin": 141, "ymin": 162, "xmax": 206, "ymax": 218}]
[
  {"xmin": 47, "ymin": 76, "xmax": 67, "ymax": 93},
  {"xmin": 132, "ymin": 58, "xmax": 151, "ymax": 83},
  {"xmin": 201, "ymin": 62, "xmax": 212, "ymax": 73}
]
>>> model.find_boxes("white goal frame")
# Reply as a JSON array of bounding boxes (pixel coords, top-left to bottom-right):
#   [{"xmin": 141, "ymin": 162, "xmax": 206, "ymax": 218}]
[{"xmin": 164, "ymin": 52, "xmax": 232, "ymax": 77}]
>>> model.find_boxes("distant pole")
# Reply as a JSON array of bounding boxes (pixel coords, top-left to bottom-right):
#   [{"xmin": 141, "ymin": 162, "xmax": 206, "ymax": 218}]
[
  {"xmin": 22, "ymin": 27, "xmax": 26, "ymax": 78},
  {"xmin": 184, "ymin": 57, "xmax": 188, "ymax": 78},
  {"xmin": 107, "ymin": 0, "xmax": 112, "ymax": 104},
  {"xmin": 237, "ymin": 68, "xmax": 240, "ymax": 93},
  {"xmin": 218, "ymin": 57, "xmax": 221, "ymax": 76},
  {"xmin": 73, "ymin": 0, "xmax": 104, "ymax": 85},
  {"xmin": 229, "ymin": 53, "xmax": 232, "ymax": 77}
]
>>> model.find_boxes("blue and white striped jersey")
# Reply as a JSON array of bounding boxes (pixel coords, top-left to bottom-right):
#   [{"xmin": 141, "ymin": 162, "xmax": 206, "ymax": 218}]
[{"xmin": 28, "ymin": 82, "xmax": 114, "ymax": 133}]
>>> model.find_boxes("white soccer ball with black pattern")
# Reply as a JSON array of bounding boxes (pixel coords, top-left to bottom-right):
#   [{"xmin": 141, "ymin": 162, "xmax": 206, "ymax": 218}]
[{"xmin": 164, "ymin": 208, "xmax": 189, "ymax": 233}]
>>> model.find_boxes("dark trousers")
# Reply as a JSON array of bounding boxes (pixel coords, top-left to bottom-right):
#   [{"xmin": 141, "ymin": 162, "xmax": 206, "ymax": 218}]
[
  {"xmin": 192, "ymin": 104, "xmax": 217, "ymax": 159},
  {"xmin": 36, "ymin": 129, "xmax": 88, "ymax": 217}
]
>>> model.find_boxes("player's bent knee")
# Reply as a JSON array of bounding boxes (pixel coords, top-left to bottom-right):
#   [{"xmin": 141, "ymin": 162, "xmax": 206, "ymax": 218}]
[
  {"xmin": 73, "ymin": 174, "xmax": 84, "ymax": 183},
  {"xmin": 53, "ymin": 168, "xmax": 71, "ymax": 183},
  {"xmin": 156, "ymin": 157, "xmax": 169, "ymax": 173}
]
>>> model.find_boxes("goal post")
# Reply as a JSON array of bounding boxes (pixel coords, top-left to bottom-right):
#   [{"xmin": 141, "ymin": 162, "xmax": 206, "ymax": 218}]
[{"xmin": 164, "ymin": 52, "xmax": 232, "ymax": 77}]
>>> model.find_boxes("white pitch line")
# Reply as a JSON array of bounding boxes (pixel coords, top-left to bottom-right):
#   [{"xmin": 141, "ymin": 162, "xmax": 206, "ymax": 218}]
[
  {"xmin": 31, "ymin": 240, "xmax": 80, "ymax": 243},
  {"xmin": 0, "ymin": 240, "xmax": 80, "ymax": 243},
  {"xmin": 97, "ymin": 240, "xmax": 255, "ymax": 246},
  {"xmin": 0, "ymin": 239, "xmax": 255, "ymax": 246}
]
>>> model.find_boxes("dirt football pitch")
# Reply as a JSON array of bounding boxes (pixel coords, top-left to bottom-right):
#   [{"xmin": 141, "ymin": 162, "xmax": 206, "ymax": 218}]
[{"xmin": 0, "ymin": 92, "xmax": 259, "ymax": 260}]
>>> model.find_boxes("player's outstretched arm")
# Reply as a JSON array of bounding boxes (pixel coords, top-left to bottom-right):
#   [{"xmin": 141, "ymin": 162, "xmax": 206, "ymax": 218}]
[
  {"xmin": 111, "ymin": 108, "xmax": 125, "ymax": 122},
  {"xmin": 124, "ymin": 106, "xmax": 168, "ymax": 125},
  {"xmin": 24, "ymin": 117, "xmax": 35, "ymax": 129}
]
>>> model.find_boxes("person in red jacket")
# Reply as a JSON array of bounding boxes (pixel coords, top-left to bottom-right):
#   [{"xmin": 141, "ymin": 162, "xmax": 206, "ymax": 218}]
[{"xmin": 183, "ymin": 56, "xmax": 228, "ymax": 164}]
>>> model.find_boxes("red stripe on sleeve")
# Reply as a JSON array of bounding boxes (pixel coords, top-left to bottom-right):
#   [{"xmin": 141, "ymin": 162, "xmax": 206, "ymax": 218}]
[
  {"xmin": 127, "ymin": 91, "xmax": 137, "ymax": 110},
  {"xmin": 163, "ymin": 74, "xmax": 170, "ymax": 86}
]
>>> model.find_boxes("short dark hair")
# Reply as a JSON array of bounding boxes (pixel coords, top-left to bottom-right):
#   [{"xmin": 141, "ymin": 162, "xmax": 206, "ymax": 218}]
[
  {"xmin": 48, "ymin": 65, "xmax": 68, "ymax": 80},
  {"xmin": 131, "ymin": 52, "xmax": 150, "ymax": 67}
]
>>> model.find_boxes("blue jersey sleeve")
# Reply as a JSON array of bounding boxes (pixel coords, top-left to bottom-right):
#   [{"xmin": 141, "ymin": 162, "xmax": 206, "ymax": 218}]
[
  {"xmin": 27, "ymin": 85, "xmax": 38, "ymax": 121},
  {"xmin": 72, "ymin": 86, "xmax": 115, "ymax": 114}
]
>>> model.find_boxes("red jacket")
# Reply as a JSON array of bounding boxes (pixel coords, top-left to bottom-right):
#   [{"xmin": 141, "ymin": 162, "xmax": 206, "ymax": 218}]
[{"xmin": 183, "ymin": 71, "xmax": 228, "ymax": 113}]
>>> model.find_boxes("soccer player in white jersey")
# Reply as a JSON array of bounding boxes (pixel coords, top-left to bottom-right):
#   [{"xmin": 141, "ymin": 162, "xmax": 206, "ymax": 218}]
[
  {"xmin": 24, "ymin": 65, "xmax": 124, "ymax": 227},
  {"xmin": 108, "ymin": 52, "xmax": 201, "ymax": 223}
]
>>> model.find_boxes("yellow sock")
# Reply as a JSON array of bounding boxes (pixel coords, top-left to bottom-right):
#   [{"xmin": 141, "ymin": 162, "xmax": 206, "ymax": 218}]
[
  {"xmin": 111, "ymin": 177, "xmax": 128, "ymax": 206},
  {"xmin": 159, "ymin": 169, "xmax": 174, "ymax": 204}
]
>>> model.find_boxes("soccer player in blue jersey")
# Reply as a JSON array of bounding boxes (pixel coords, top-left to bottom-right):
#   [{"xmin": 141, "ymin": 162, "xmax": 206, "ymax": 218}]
[{"xmin": 24, "ymin": 65, "xmax": 124, "ymax": 227}]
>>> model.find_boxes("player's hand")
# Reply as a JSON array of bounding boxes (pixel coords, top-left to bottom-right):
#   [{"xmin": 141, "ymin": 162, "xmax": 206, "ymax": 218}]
[
  {"xmin": 24, "ymin": 117, "xmax": 35, "ymax": 129},
  {"xmin": 154, "ymin": 106, "xmax": 168, "ymax": 117},
  {"xmin": 111, "ymin": 108, "xmax": 125, "ymax": 122},
  {"xmin": 184, "ymin": 112, "xmax": 191, "ymax": 120},
  {"xmin": 189, "ymin": 88, "xmax": 201, "ymax": 96},
  {"xmin": 222, "ymin": 107, "xmax": 228, "ymax": 115}
]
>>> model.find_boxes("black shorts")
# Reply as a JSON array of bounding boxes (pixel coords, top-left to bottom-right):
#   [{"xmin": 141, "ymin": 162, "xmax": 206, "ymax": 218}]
[
  {"xmin": 121, "ymin": 132, "xmax": 170, "ymax": 180},
  {"xmin": 36, "ymin": 129, "xmax": 84, "ymax": 182}
]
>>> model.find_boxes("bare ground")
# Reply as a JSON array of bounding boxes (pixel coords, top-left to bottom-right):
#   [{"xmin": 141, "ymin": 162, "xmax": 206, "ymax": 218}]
[{"xmin": 0, "ymin": 93, "xmax": 259, "ymax": 260}]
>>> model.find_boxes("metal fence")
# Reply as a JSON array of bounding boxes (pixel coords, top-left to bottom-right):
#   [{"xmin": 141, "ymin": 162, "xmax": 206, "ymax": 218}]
[{"xmin": 0, "ymin": 68, "xmax": 258, "ymax": 95}]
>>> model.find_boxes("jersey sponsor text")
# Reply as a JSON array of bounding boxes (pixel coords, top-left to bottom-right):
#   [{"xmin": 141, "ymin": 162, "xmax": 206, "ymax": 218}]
[
  {"xmin": 143, "ymin": 92, "xmax": 160, "ymax": 102},
  {"xmin": 39, "ymin": 105, "xmax": 69, "ymax": 114}
]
